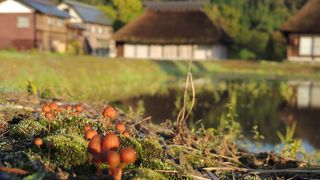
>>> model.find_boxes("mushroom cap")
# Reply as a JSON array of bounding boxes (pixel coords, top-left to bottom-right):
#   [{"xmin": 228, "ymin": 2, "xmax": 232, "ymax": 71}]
[
  {"xmin": 102, "ymin": 106, "xmax": 117, "ymax": 119},
  {"xmin": 45, "ymin": 112, "xmax": 54, "ymax": 120},
  {"xmin": 42, "ymin": 104, "xmax": 51, "ymax": 113},
  {"xmin": 49, "ymin": 101, "xmax": 58, "ymax": 111},
  {"xmin": 120, "ymin": 147, "xmax": 137, "ymax": 164},
  {"xmin": 122, "ymin": 131, "xmax": 130, "ymax": 137},
  {"xmin": 101, "ymin": 132, "xmax": 120, "ymax": 151},
  {"xmin": 34, "ymin": 137, "xmax": 43, "ymax": 147},
  {"xmin": 84, "ymin": 125, "xmax": 92, "ymax": 133},
  {"xmin": 75, "ymin": 104, "xmax": 84, "ymax": 113},
  {"xmin": 57, "ymin": 107, "xmax": 65, "ymax": 113},
  {"xmin": 87, "ymin": 134, "xmax": 101, "ymax": 154},
  {"xmin": 85, "ymin": 129, "xmax": 98, "ymax": 140},
  {"xmin": 65, "ymin": 105, "xmax": 73, "ymax": 112},
  {"xmin": 115, "ymin": 123, "xmax": 126, "ymax": 133},
  {"xmin": 100, "ymin": 150, "xmax": 120, "ymax": 168}
]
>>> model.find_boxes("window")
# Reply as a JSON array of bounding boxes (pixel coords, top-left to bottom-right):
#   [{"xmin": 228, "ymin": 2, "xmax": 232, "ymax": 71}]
[
  {"xmin": 91, "ymin": 26, "xmax": 96, "ymax": 33},
  {"xmin": 313, "ymin": 37, "xmax": 320, "ymax": 56},
  {"xmin": 47, "ymin": 17, "xmax": 54, "ymax": 25},
  {"xmin": 56, "ymin": 19, "xmax": 64, "ymax": 27},
  {"xmin": 163, "ymin": 45, "xmax": 177, "ymax": 59},
  {"xmin": 136, "ymin": 44, "xmax": 149, "ymax": 58},
  {"xmin": 178, "ymin": 45, "xmax": 193, "ymax": 59},
  {"xmin": 150, "ymin": 45, "xmax": 162, "ymax": 59},
  {"xmin": 17, "ymin": 16, "xmax": 30, "ymax": 28},
  {"xmin": 98, "ymin": 27, "xmax": 103, "ymax": 34},
  {"xmin": 299, "ymin": 36, "xmax": 312, "ymax": 55},
  {"xmin": 124, "ymin": 44, "xmax": 136, "ymax": 58}
]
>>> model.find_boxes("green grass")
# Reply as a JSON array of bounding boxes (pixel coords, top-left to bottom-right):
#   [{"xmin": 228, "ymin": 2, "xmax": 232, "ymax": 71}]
[{"xmin": 1, "ymin": 50, "xmax": 320, "ymax": 102}]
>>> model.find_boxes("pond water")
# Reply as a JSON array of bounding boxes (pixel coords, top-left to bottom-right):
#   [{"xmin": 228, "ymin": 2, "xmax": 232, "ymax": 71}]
[{"xmin": 115, "ymin": 80, "xmax": 320, "ymax": 154}]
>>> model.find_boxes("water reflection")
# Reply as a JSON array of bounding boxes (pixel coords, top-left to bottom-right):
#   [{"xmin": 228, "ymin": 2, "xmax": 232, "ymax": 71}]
[{"xmin": 116, "ymin": 81, "xmax": 320, "ymax": 153}]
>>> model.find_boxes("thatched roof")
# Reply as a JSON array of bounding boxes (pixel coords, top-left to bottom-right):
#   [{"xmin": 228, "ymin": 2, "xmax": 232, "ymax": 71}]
[
  {"xmin": 281, "ymin": 0, "xmax": 320, "ymax": 33},
  {"xmin": 113, "ymin": 2, "xmax": 232, "ymax": 44}
]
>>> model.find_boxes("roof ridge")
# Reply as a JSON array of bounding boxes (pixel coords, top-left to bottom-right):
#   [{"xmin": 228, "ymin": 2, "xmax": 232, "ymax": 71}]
[{"xmin": 65, "ymin": 0, "xmax": 98, "ymax": 10}]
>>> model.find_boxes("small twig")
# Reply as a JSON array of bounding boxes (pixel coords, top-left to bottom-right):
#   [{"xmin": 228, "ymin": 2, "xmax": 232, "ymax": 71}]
[
  {"xmin": 204, "ymin": 170, "xmax": 219, "ymax": 180},
  {"xmin": 0, "ymin": 130, "xmax": 9, "ymax": 137},
  {"xmin": 131, "ymin": 116, "xmax": 152, "ymax": 127},
  {"xmin": 188, "ymin": 174, "xmax": 211, "ymax": 180},
  {"xmin": 154, "ymin": 170, "xmax": 179, "ymax": 173},
  {"xmin": 0, "ymin": 166, "xmax": 29, "ymax": 175},
  {"xmin": 0, "ymin": 104, "xmax": 35, "ymax": 111},
  {"xmin": 203, "ymin": 167, "xmax": 320, "ymax": 174}
]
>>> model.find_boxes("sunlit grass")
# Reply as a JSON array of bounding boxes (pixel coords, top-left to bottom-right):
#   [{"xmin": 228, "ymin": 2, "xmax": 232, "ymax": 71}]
[{"xmin": 1, "ymin": 50, "xmax": 320, "ymax": 102}]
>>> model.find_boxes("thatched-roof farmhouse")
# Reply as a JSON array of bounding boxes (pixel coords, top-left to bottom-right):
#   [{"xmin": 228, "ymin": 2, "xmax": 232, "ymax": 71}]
[
  {"xmin": 281, "ymin": 0, "xmax": 320, "ymax": 62},
  {"xmin": 113, "ymin": 1, "xmax": 232, "ymax": 60}
]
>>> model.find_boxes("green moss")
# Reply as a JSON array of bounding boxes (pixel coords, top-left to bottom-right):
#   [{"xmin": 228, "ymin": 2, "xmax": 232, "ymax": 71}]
[
  {"xmin": 10, "ymin": 119, "xmax": 48, "ymax": 138},
  {"xmin": 141, "ymin": 158, "xmax": 175, "ymax": 170},
  {"xmin": 43, "ymin": 134, "xmax": 89, "ymax": 170},
  {"xmin": 129, "ymin": 168, "xmax": 168, "ymax": 180},
  {"xmin": 49, "ymin": 114, "xmax": 104, "ymax": 136},
  {"xmin": 140, "ymin": 139, "xmax": 165, "ymax": 160}
]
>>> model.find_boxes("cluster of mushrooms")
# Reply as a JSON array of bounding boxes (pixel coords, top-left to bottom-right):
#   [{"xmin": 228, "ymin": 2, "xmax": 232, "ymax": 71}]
[
  {"xmin": 41, "ymin": 101, "xmax": 84, "ymax": 120},
  {"xmin": 85, "ymin": 106, "xmax": 137, "ymax": 180},
  {"xmin": 35, "ymin": 102, "xmax": 137, "ymax": 179}
]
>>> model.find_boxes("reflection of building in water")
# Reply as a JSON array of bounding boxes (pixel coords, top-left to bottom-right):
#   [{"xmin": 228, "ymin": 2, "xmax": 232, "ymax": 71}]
[{"xmin": 289, "ymin": 81, "xmax": 320, "ymax": 109}]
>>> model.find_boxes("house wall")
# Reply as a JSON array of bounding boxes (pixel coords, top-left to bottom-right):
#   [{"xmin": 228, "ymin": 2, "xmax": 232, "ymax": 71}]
[
  {"xmin": 122, "ymin": 43, "xmax": 228, "ymax": 60},
  {"xmin": 287, "ymin": 33, "xmax": 320, "ymax": 62},
  {"xmin": 0, "ymin": 0, "xmax": 36, "ymax": 50},
  {"xmin": 84, "ymin": 23, "xmax": 114, "ymax": 56},
  {"xmin": 0, "ymin": 13, "xmax": 36, "ymax": 50},
  {"xmin": 35, "ymin": 14, "xmax": 68, "ymax": 53}
]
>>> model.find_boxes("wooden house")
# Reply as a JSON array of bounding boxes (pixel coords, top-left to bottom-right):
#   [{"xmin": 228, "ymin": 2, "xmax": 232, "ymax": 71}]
[
  {"xmin": 281, "ymin": 0, "xmax": 320, "ymax": 62},
  {"xmin": 0, "ymin": 0, "xmax": 72, "ymax": 52},
  {"xmin": 58, "ymin": 0, "xmax": 113, "ymax": 56},
  {"xmin": 113, "ymin": 1, "xmax": 232, "ymax": 60}
]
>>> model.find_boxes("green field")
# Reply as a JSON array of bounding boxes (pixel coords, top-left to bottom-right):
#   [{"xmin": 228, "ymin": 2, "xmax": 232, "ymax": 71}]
[{"xmin": 1, "ymin": 50, "xmax": 320, "ymax": 102}]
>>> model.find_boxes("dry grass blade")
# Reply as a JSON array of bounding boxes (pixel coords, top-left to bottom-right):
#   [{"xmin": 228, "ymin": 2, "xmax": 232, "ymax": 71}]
[
  {"xmin": 203, "ymin": 167, "xmax": 320, "ymax": 175},
  {"xmin": 175, "ymin": 60, "xmax": 196, "ymax": 142}
]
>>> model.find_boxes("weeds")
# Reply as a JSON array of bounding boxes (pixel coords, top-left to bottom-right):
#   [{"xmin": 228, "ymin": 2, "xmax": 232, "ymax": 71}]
[{"xmin": 277, "ymin": 122, "xmax": 303, "ymax": 158}]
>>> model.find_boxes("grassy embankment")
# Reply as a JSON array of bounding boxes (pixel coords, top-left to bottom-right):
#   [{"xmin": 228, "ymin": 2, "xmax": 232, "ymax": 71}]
[{"xmin": 1, "ymin": 50, "xmax": 320, "ymax": 102}]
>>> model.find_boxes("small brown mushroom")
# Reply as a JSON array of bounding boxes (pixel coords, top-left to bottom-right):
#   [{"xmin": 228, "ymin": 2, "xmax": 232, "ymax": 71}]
[
  {"xmin": 101, "ymin": 132, "xmax": 120, "ymax": 151},
  {"xmin": 115, "ymin": 122, "xmax": 126, "ymax": 133},
  {"xmin": 65, "ymin": 105, "xmax": 73, "ymax": 112},
  {"xmin": 42, "ymin": 104, "xmax": 51, "ymax": 113},
  {"xmin": 45, "ymin": 112, "xmax": 54, "ymax": 120},
  {"xmin": 75, "ymin": 104, "xmax": 84, "ymax": 113},
  {"xmin": 120, "ymin": 147, "xmax": 137, "ymax": 165},
  {"xmin": 87, "ymin": 134, "xmax": 101, "ymax": 155},
  {"xmin": 57, "ymin": 106, "xmax": 65, "ymax": 113},
  {"xmin": 102, "ymin": 106, "xmax": 117, "ymax": 119},
  {"xmin": 84, "ymin": 125, "xmax": 92, "ymax": 133},
  {"xmin": 49, "ymin": 101, "xmax": 58, "ymax": 111},
  {"xmin": 85, "ymin": 129, "xmax": 98, "ymax": 140},
  {"xmin": 87, "ymin": 135, "xmax": 102, "ymax": 178},
  {"xmin": 34, "ymin": 137, "xmax": 43, "ymax": 148},
  {"xmin": 122, "ymin": 131, "xmax": 130, "ymax": 137}
]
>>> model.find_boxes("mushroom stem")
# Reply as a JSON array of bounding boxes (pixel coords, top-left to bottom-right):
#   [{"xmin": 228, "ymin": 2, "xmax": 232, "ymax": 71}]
[
  {"xmin": 96, "ymin": 162, "xmax": 101, "ymax": 178},
  {"xmin": 119, "ymin": 162, "xmax": 127, "ymax": 170},
  {"xmin": 112, "ymin": 168, "xmax": 122, "ymax": 180}
]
